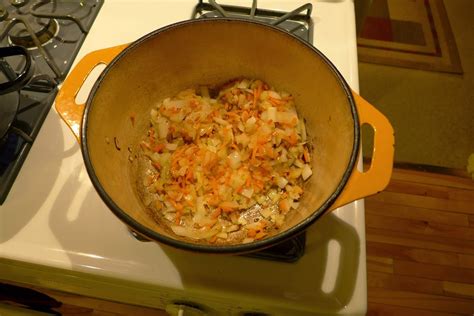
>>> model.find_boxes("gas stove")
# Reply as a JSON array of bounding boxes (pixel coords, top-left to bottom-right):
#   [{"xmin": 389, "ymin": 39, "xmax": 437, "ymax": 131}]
[
  {"xmin": 0, "ymin": 0, "xmax": 103, "ymax": 204},
  {"xmin": 0, "ymin": 1, "xmax": 366, "ymax": 315}
]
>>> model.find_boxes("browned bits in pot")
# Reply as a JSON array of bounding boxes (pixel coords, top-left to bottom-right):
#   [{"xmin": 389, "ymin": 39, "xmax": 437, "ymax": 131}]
[
  {"xmin": 114, "ymin": 137, "xmax": 121, "ymax": 151},
  {"xmin": 130, "ymin": 112, "xmax": 136, "ymax": 127}
]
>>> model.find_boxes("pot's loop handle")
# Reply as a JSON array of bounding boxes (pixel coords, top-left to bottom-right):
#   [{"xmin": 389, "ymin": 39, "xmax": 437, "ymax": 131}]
[
  {"xmin": 330, "ymin": 92, "xmax": 394, "ymax": 210},
  {"xmin": 55, "ymin": 44, "xmax": 128, "ymax": 143}
]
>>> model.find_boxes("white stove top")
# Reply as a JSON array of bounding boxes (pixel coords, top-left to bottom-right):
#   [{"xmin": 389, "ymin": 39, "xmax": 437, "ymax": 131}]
[{"xmin": 0, "ymin": 1, "xmax": 366, "ymax": 315}]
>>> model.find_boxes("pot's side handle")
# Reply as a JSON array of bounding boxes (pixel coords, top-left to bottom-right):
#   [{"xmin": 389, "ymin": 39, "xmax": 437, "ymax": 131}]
[
  {"xmin": 330, "ymin": 92, "xmax": 395, "ymax": 210},
  {"xmin": 55, "ymin": 44, "xmax": 128, "ymax": 143}
]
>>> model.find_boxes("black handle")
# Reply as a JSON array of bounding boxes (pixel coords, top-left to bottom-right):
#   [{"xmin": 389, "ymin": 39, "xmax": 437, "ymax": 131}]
[{"xmin": 0, "ymin": 46, "xmax": 34, "ymax": 94}]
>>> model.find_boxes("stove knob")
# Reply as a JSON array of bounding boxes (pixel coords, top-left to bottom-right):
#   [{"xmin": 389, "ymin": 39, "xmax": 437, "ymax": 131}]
[{"xmin": 10, "ymin": 0, "xmax": 27, "ymax": 8}]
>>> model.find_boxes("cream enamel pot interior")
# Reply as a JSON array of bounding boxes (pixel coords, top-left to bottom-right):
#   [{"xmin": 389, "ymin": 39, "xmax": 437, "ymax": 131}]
[{"xmin": 55, "ymin": 19, "xmax": 394, "ymax": 254}]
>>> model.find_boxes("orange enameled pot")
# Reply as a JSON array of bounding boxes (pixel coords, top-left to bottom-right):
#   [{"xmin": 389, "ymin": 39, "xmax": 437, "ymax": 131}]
[{"xmin": 55, "ymin": 19, "xmax": 394, "ymax": 254}]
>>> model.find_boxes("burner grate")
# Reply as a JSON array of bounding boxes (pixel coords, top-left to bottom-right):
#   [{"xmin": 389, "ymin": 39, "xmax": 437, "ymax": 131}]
[
  {"xmin": 192, "ymin": 0, "xmax": 313, "ymax": 44},
  {"xmin": 0, "ymin": 0, "xmax": 104, "ymax": 82}
]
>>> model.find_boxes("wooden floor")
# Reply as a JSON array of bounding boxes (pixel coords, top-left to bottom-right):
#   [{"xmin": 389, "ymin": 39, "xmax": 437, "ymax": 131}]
[{"xmin": 365, "ymin": 168, "xmax": 474, "ymax": 316}]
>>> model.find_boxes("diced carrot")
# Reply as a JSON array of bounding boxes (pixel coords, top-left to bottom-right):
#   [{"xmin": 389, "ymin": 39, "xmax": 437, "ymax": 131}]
[
  {"xmin": 303, "ymin": 150, "xmax": 310, "ymax": 163},
  {"xmin": 245, "ymin": 176, "xmax": 251, "ymax": 187},
  {"xmin": 227, "ymin": 112, "xmax": 240, "ymax": 119},
  {"xmin": 253, "ymin": 180, "xmax": 264, "ymax": 191},
  {"xmin": 253, "ymin": 84, "xmax": 262, "ymax": 107},
  {"xmin": 206, "ymin": 194, "xmax": 219, "ymax": 206},
  {"xmin": 184, "ymin": 199, "xmax": 193, "ymax": 207},
  {"xmin": 242, "ymin": 110, "xmax": 249, "ymax": 121},
  {"xmin": 251, "ymin": 145, "xmax": 259, "ymax": 160},
  {"xmin": 190, "ymin": 99, "xmax": 199, "ymax": 108},
  {"xmin": 130, "ymin": 112, "xmax": 136, "ymax": 127},
  {"xmin": 279, "ymin": 199, "xmax": 290, "ymax": 213},
  {"xmin": 268, "ymin": 97, "xmax": 284, "ymax": 106},
  {"xmin": 170, "ymin": 200, "xmax": 183, "ymax": 211},
  {"xmin": 185, "ymin": 169, "xmax": 193, "ymax": 181},
  {"xmin": 247, "ymin": 229, "xmax": 257, "ymax": 238},
  {"xmin": 140, "ymin": 141, "xmax": 150, "ymax": 150},
  {"xmin": 209, "ymin": 235, "xmax": 218, "ymax": 243},
  {"xmin": 219, "ymin": 201, "xmax": 240, "ymax": 212},
  {"xmin": 210, "ymin": 208, "xmax": 222, "ymax": 219},
  {"xmin": 286, "ymin": 132, "xmax": 298, "ymax": 145},
  {"xmin": 152, "ymin": 143, "xmax": 165, "ymax": 153},
  {"xmin": 175, "ymin": 210, "xmax": 182, "ymax": 225},
  {"xmin": 204, "ymin": 218, "xmax": 218, "ymax": 228}
]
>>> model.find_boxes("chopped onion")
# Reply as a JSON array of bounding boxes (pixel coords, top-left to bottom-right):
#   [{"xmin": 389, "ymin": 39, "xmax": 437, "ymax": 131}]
[
  {"xmin": 294, "ymin": 159, "xmax": 305, "ymax": 168},
  {"xmin": 193, "ymin": 197, "xmax": 215, "ymax": 227},
  {"xmin": 213, "ymin": 117, "xmax": 229, "ymax": 126},
  {"xmin": 272, "ymin": 214, "xmax": 285, "ymax": 227},
  {"xmin": 171, "ymin": 225, "xmax": 219, "ymax": 240},
  {"xmin": 268, "ymin": 190, "xmax": 279, "ymax": 203},
  {"xmin": 276, "ymin": 176, "xmax": 288, "ymax": 189},
  {"xmin": 268, "ymin": 91, "xmax": 282, "ymax": 99},
  {"xmin": 238, "ymin": 216, "xmax": 248, "ymax": 225},
  {"xmin": 139, "ymin": 78, "xmax": 313, "ymax": 244},
  {"xmin": 241, "ymin": 188, "xmax": 254, "ymax": 199},
  {"xmin": 156, "ymin": 117, "xmax": 169, "ymax": 139},
  {"xmin": 302, "ymin": 164, "xmax": 313, "ymax": 180},
  {"xmin": 289, "ymin": 168, "xmax": 302, "ymax": 179},
  {"xmin": 276, "ymin": 111, "xmax": 297, "ymax": 124},
  {"xmin": 260, "ymin": 207, "xmax": 272, "ymax": 218},
  {"xmin": 237, "ymin": 79, "xmax": 250, "ymax": 89},
  {"xmin": 225, "ymin": 225, "xmax": 240, "ymax": 233},
  {"xmin": 278, "ymin": 148, "xmax": 288, "ymax": 163},
  {"xmin": 299, "ymin": 119, "xmax": 307, "ymax": 142},
  {"xmin": 165, "ymin": 143, "xmax": 178, "ymax": 151},
  {"xmin": 245, "ymin": 116, "xmax": 257, "ymax": 131},
  {"xmin": 217, "ymin": 232, "xmax": 228, "ymax": 239},
  {"xmin": 235, "ymin": 133, "xmax": 249, "ymax": 146},
  {"xmin": 291, "ymin": 201, "xmax": 300, "ymax": 210}
]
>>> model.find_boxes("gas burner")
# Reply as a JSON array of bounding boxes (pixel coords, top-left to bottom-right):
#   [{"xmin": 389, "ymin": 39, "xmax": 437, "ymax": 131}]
[
  {"xmin": 193, "ymin": 0, "xmax": 313, "ymax": 44},
  {"xmin": 9, "ymin": 17, "xmax": 58, "ymax": 48}
]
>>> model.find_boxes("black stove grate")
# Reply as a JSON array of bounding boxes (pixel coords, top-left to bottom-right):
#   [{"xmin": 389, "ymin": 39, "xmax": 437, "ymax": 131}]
[
  {"xmin": 0, "ymin": 0, "xmax": 104, "ymax": 82},
  {"xmin": 192, "ymin": 0, "xmax": 313, "ymax": 44},
  {"xmin": 0, "ymin": 0, "xmax": 104, "ymax": 204}
]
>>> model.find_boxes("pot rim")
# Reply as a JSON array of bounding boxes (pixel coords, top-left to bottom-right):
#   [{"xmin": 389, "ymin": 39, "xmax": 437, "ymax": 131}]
[{"xmin": 81, "ymin": 18, "xmax": 360, "ymax": 254}]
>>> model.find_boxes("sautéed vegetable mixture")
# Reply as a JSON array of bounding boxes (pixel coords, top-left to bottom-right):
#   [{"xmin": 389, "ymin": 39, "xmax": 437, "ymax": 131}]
[{"xmin": 137, "ymin": 78, "xmax": 312, "ymax": 244}]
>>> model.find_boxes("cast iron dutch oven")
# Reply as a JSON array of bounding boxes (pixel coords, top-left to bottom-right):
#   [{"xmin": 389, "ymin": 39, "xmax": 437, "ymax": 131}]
[{"xmin": 55, "ymin": 19, "xmax": 394, "ymax": 254}]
